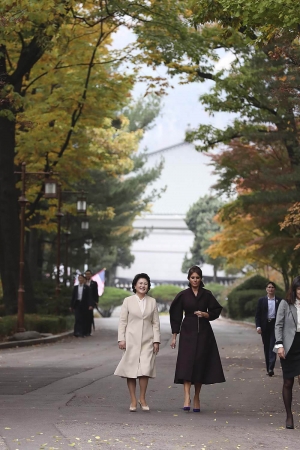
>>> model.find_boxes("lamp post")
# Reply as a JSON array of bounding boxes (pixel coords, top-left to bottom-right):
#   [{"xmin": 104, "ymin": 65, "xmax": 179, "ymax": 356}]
[
  {"xmin": 81, "ymin": 215, "xmax": 89, "ymax": 230},
  {"xmin": 17, "ymin": 163, "xmax": 28, "ymax": 332},
  {"xmin": 55, "ymin": 190, "xmax": 88, "ymax": 296},
  {"xmin": 15, "ymin": 162, "xmax": 58, "ymax": 331},
  {"xmin": 64, "ymin": 213, "xmax": 71, "ymax": 286},
  {"xmin": 55, "ymin": 183, "xmax": 64, "ymax": 297}
]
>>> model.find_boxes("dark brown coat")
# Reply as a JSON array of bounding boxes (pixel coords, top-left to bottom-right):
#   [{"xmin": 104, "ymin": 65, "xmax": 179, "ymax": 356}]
[{"xmin": 170, "ymin": 287, "xmax": 225, "ymax": 385}]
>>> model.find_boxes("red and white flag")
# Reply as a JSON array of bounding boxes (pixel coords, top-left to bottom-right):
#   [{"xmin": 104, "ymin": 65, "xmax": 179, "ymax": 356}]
[{"xmin": 91, "ymin": 269, "xmax": 105, "ymax": 297}]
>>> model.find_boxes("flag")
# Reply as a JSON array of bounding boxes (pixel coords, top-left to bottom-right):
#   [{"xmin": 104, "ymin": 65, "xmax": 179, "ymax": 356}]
[{"xmin": 91, "ymin": 269, "xmax": 105, "ymax": 297}]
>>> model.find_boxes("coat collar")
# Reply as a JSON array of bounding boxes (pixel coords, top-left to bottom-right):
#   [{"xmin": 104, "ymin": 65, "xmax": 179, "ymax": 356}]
[
  {"xmin": 289, "ymin": 303, "xmax": 297, "ymax": 326},
  {"xmin": 264, "ymin": 296, "xmax": 280, "ymax": 307},
  {"xmin": 134, "ymin": 294, "xmax": 149, "ymax": 318},
  {"xmin": 189, "ymin": 287, "xmax": 205, "ymax": 301}
]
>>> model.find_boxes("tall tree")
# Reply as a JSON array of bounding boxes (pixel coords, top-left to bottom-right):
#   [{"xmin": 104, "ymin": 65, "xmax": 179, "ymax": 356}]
[
  {"xmin": 206, "ymin": 138, "xmax": 300, "ymax": 289},
  {"xmin": 26, "ymin": 96, "xmax": 163, "ymax": 292},
  {"xmin": 0, "ymin": 0, "xmax": 170, "ymax": 311}
]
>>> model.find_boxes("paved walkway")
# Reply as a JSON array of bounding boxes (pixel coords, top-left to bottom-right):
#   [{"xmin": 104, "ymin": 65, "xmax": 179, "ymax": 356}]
[{"xmin": 0, "ymin": 317, "xmax": 299, "ymax": 449}]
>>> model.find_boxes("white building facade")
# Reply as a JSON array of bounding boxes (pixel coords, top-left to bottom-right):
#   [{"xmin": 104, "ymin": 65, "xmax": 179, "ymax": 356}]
[{"xmin": 115, "ymin": 142, "xmax": 230, "ymax": 286}]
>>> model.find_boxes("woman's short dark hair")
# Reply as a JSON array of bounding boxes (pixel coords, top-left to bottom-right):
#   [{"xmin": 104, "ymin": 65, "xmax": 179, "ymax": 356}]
[
  {"xmin": 286, "ymin": 276, "xmax": 300, "ymax": 305},
  {"xmin": 266, "ymin": 281, "xmax": 276, "ymax": 289},
  {"xmin": 132, "ymin": 273, "xmax": 151, "ymax": 293},
  {"xmin": 187, "ymin": 266, "xmax": 204, "ymax": 288}
]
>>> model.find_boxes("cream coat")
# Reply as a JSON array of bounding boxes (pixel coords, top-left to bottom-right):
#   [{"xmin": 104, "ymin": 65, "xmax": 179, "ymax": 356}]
[{"xmin": 114, "ymin": 294, "xmax": 161, "ymax": 379}]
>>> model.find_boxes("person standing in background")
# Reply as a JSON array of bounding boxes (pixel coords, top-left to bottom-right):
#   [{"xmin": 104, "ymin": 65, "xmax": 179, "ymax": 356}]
[
  {"xmin": 255, "ymin": 281, "xmax": 282, "ymax": 376},
  {"xmin": 71, "ymin": 274, "xmax": 93, "ymax": 337},
  {"xmin": 85, "ymin": 269, "xmax": 98, "ymax": 335}
]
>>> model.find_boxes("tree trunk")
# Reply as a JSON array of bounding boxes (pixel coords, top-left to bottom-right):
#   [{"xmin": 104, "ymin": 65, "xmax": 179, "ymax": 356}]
[
  {"xmin": 282, "ymin": 268, "xmax": 290, "ymax": 292},
  {"xmin": 0, "ymin": 115, "xmax": 20, "ymax": 313},
  {"xmin": 213, "ymin": 265, "xmax": 217, "ymax": 283}
]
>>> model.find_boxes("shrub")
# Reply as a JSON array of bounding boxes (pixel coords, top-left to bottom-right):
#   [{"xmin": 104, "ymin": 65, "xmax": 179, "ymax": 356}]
[
  {"xmin": 205, "ymin": 283, "xmax": 226, "ymax": 300},
  {"xmin": 149, "ymin": 284, "xmax": 183, "ymax": 311},
  {"xmin": 0, "ymin": 314, "xmax": 74, "ymax": 339},
  {"xmin": 227, "ymin": 275, "xmax": 285, "ymax": 319},
  {"xmin": 98, "ymin": 287, "xmax": 127, "ymax": 317},
  {"xmin": 34, "ymin": 281, "xmax": 72, "ymax": 316}
]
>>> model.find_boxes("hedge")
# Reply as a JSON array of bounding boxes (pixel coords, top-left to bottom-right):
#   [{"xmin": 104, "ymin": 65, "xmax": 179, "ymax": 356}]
[
  {"xmin": 205, "ymin": 282, "xmax": 226, "ymax": 300},
  {"xmin": 34, "ymin": 281, "xmax": 72, "ymax": 316},
  {"xmin": 227, "ymin": 275, "xmax": 285, "ymax": 319},
  {"xmin": 0, "ymin": 314, "xmax": 74, "ymax": 339},
  {"xmin": 149, "ymin": 285, "xmax": 182, "ymax": 304},
  {"xmin": 98, "ymin": 287, "xmax": 127, "ymax": 317}
]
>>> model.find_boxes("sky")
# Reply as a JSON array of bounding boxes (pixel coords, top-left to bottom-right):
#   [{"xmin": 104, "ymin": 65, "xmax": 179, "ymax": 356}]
[{"xmin": 112, "ymin": 27, "xmax": 236, "ymax": 154}]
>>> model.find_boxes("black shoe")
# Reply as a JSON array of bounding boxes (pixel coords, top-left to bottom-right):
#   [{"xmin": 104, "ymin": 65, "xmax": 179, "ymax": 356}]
[
  {"xmin": 286, "ymin": 419, "xmax": 294, "ymax": 429},
  {"xmin": 268, "ymin": 370, "xmax": 274, "ymax": 377}
]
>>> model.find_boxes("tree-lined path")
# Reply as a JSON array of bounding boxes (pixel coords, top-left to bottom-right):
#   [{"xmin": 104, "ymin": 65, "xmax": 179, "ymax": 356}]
[{"xmin": 0, "ymin": 317, "xmax": 299, "ymax": 449}]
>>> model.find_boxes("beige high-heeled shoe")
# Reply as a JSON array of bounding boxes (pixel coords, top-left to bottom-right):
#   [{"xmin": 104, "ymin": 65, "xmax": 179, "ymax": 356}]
[
  {"xmin": 138, "ymin": 400, "xmax": 150, "ymax": 411},
  {"xmin": 129, "ymin": 405, "xmax": 137, "ymax": 412}
]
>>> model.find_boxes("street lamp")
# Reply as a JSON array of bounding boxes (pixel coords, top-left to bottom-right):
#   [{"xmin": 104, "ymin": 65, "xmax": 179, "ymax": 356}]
[
  {"xmin": 81, "ymin": 216, "xmax": 89, "ymax": 230},
  {"xmin": 77, "ymin": 193, "xmax": 87, "ymax": 214},
  {"xmin": 44, "ymin": 177, "xmax": 57, "ymax": 198},
  {"xmin": 14, "ymin": 162, "xmax": 58, "ymax": 332}
]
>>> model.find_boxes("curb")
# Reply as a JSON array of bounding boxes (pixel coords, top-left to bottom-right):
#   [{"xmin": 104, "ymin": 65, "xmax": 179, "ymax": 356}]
[{"xmin": 0, "ymin": 330, "xmax": 74, "ymax": 350}]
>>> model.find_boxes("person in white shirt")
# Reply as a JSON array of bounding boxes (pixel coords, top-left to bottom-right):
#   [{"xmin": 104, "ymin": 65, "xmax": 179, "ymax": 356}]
[{"xmin": 255, "ymin": 281, "xmax": 282, "ymax": 376}]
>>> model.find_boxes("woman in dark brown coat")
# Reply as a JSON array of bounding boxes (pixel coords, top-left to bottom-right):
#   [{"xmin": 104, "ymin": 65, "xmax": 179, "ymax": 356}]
[{"xmin": 170, "ymin": 266, "xmax": 225, "ymax": 412}]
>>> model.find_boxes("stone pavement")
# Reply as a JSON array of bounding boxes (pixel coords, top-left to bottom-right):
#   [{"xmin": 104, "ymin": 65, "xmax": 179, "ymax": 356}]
[{"xmin": 0, "ymin": 317, "xmax": 299, "ymax": 450}]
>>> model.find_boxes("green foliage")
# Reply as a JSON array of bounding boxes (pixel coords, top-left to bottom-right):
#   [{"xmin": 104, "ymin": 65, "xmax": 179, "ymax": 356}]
[
  {"xmin": 122, "ymin": 95, "xmax": 162, "ymax": 133},
  {"xmin": 34, "ymin": 281, "xmax": 72, "ymax": 316},
  {"xmin": 98, "ymin": 287, "xmax": 127, "ymax": 317},
  {"xmin": 227, "ymin": 275, "xmax": 285, "ymax": 319},
  {"xmin": 55, "ymin": 151, "xmax": 163, "ymax": 283},
  {"xmin": 217, "ymin": 0, "xmax": 300, "ymax": 41},
  {"xmin": 0, "ymin": 314, "xmax": 74, "ymax": 339},
  {"xmin": 149, "ymin": 285, "xmax": 182, "ymax": 306},
  {"xmin": 204, "ymin": 282, "xmax": 226, "ymax": 300}
]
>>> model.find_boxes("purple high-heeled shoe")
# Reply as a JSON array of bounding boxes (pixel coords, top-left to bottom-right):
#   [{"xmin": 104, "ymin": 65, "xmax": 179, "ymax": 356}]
[{"xmin": 182, "ymin": 399, "xmax": 191, "ymax": 411}]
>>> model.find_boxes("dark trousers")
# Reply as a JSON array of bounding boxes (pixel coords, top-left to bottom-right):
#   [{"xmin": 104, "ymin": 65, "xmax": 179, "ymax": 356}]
[
  {"xmin": 74, "ymin": 301, "xmax": 89, "ymax": 337},
  {"xmin": 86, "ymin": 309, "xmax": 94, "ymax": 335},
  {"xmin": 261, "ymin": 319, "xmax": 276, "ymax": 372}
]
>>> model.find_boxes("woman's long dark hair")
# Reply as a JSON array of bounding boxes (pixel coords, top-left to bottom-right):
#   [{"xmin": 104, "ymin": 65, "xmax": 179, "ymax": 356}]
[
  {"xmin": 286, "ymin": 276, "xmax": 300, "ymax": 305},
  {"xmin": 187, "ymin": 266, "xmax": 204, "ymax": 288},
  {"xmin": 132, "ymin": 273, "xmax": 151, "ymax": 293}
]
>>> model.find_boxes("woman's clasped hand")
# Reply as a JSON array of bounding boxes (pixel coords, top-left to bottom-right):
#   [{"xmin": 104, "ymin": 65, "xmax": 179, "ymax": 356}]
[{"xmin": 194, "ymin": 310, "xmax": 209, "ymax": 319}]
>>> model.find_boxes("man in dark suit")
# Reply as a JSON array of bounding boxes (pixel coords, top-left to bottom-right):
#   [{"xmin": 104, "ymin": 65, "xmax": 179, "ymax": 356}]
[
  {"xmin": 71, "ymin": 274, "xmax": 93, "ymax": 337},
  {"xmin": 85, "ymin": 269, "xmax": 98, "ymax": 335},
  {"xmin": 255, "ymin": 281, "xmax": 282, "ymax": 376}
]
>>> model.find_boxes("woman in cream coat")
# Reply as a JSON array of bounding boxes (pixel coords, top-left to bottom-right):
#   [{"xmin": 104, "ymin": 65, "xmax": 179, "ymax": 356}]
[{"xmin": 114, "ymin": 273, "xmax": 161, "ymax": 411}]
